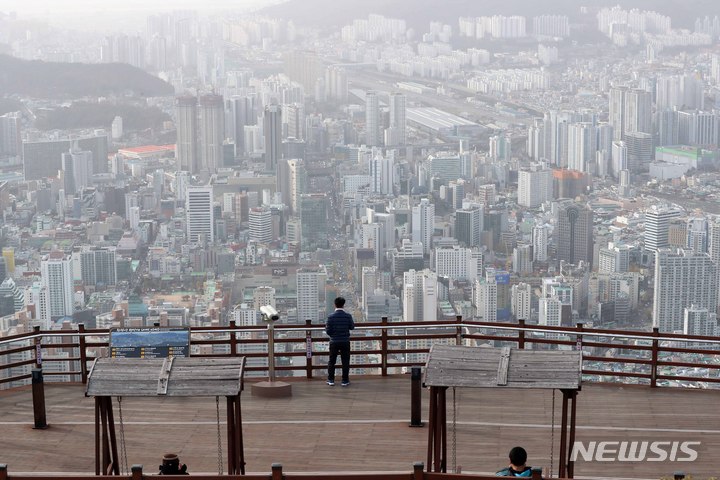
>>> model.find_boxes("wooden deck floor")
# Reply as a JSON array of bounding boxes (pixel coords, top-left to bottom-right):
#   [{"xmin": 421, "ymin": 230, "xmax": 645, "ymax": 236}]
[{"xmin": 0, "ymin": 377, "xmax": 718, "ymax": 479}]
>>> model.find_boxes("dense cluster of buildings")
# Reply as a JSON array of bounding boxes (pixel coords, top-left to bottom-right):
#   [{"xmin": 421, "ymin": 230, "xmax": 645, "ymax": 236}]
[{"xmin": 1, "ymin": 3, "xmax": 720, "ymax": 385}]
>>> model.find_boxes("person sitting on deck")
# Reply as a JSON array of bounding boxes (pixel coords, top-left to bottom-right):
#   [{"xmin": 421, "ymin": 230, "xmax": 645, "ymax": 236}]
[
  {"xmin": 159, "ymin": 453, "xmax": 188, "ymax": 475},
  {"xmin": 496, "ymin": 446, "xmax": 532, "ymax": 477}
]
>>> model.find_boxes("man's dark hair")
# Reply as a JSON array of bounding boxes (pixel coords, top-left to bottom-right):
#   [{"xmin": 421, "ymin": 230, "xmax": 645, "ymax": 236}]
[
  {"xmin": 334, "ymin": 297, "xmax": 346, "ymax": 308},
  {"xmin": 509, "ymin": 446, "xmax": 527, "ymax": 466}
]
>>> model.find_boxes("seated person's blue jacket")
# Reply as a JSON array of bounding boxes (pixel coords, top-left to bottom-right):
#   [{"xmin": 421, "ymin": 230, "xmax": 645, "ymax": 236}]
[
  {"xmin": 495, "ymin": 466, "xmax": 532, "ymax": 477},
  {"xmin": 325, "ymin": 309, "xmax": 355, "ymax": 342}
]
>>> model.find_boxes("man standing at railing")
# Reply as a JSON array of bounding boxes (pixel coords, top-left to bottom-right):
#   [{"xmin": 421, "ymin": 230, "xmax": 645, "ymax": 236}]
[{"xmin": 325, "ymin": 297, "xmax": 355, "ymax": 387}]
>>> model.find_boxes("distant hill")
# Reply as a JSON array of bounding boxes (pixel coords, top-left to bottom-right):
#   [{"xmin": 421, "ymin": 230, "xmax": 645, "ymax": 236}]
[
  {"xmin": 0, "ymin": 54, "xmax": 174, "ymax": 99},
  {"xmin": 260, "ymin": 0, "xmax": 720, "ymax": 31},
  {"xmin": 34, "ymin": 101, "xmax": 171, "ymax": 132}
]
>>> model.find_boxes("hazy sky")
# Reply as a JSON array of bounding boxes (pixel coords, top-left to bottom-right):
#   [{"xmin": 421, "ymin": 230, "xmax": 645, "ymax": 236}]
[{"xmin": 2, "ymin": 0, "xmax": 282, "ymax": 31}]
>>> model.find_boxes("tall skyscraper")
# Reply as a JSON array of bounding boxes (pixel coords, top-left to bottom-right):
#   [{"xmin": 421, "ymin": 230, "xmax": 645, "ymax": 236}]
[
  {"xmin": 175, "ymin": 96, "xmax": 198, "ymax": 173},
  {"xmin": 609, "ymin": 86, "xmax": 627, "ymax": 141},
  {"xmin": 653, "ymin": 248, "xmax": 718, "ymax": 332},
  {"xmin": 263, "ymin": 104, "xmax": 282, "ymax": 172},
  {"xmin": 365, "ymin": 91, "xmax": 381, "ymax": 147},
  {"xmin": 556, "ymin": 199, "xmax": 594, "ymax": 267},
  {"xmin": 198, "ymin": 94, "xmax": 225, "ymax": 175},
  {"xmin": 386, "ymin": 93, "xmax": 406, "ymax": 146},
  {"xmin": 186, "ymin": 186, "xmax": 215, "ymax": 244},
  {"xmin": 644, "ymin": 206, "xmax": 681, "ymax": 253},
  {"xmin": 412, "ymin": 198, "xmax": 435, "ymax": 255},
  {"xmin": 625, "ymin": 132, "xmax": 653, "ymax": 172},
  {"xmin": 41, "ymin": 251, "xmax": 75, "ymax": 319},
  {"xmin": 299, "ymin": 193, "xmax": 329, "ymax": 251}
]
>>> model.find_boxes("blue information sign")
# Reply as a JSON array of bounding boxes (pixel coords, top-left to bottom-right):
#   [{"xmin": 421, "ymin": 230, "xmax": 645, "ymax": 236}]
[{"xmin": 110, "ymin": 327, "xmax": 190, "ymax": 359}]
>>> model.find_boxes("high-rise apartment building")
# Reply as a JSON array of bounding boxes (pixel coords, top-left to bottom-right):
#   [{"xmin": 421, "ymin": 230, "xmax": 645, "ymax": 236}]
[
  {"xmin": 0, "ymin": 112, "xmax": 22, "ymax": 158},
  {"xmin": 687, "ymin": 217, "xmax": 709, "ymax": 254},
  {"xmin": 533, "ymin": 224, "xmax": 550, "ymax": 262},
  {"xmin": 644, "ymin": 206, "xmax": 681, "ymax": 253},
  {"xmin": 41, "ymin": 251, "xmax": 75, "ymax": 319},
  {"xmin": 511, "ymin": 282, "xmax": 532, "ymax": 321},
  {"xmin": 518, "ymin": 165, "xmax": 553, "ymax": 207},
  {"xmin": 296, "ymin": 267, "xmax": 327, "ymax": 323},
  {"xmin": 403, "ymin": 269, "xmax": 438, "ymax": 322},
  {"xmin": 186, "ymin": 186, "xmax": 215, "ymax": 244},
  {"xmin": 285, "ymin": 103, "xmax": 305, "ymax": 140},
  {"xmin": 198, "ymin": 94, "xmax": 225, "ymax": 175},
  {"xmin": 263, "ymin": 104, "xmax": 282, "ymax": 173},
  {"xmin": 567, "ymin": 122, "xmax": 597, "ymax": 173},
  {"xmin": 79, "ymin": 247, "xmax": 117, "ymax": 287},
  {"xmin": 411, "ymin": 198, "xmax": 435, "ymax": 255},
  {"xmin": 365, "ymin": 91, "xmax": 381, "ymax": 147},
  {"xmin": 474, "ymin": 278, "xmax": 497, "ymax": 322},
  {"xmin": 387, "ymin": 93, "xmax": 406, "ymax": 146},
  {"xmin": 653, "ymin": 248, "xmax": 717, "ymax": 332},
  {"xmin": 455, "ymin": 206, "xmax": 483, "ymax": 247},
  {"xmin": 434, "ymin": 245, "xmax": 483, "ymax": 282},
  {"xmin": 175, "ymin": 96, "xmax": 198, "ymax": 173},
  {"xmin": 369, "ymin": 153, "xmax": 394, "ymax": 195}
]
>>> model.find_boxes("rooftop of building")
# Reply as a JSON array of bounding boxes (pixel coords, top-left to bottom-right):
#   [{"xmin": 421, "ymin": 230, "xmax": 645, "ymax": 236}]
[{"xmin": 0, "ymin": 377, "xmax": 717, "ymax": 479}]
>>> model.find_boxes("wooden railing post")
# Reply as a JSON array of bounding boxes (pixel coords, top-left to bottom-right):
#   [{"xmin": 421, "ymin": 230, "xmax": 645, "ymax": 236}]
[
  {"xmin": 78, "ymin": 323, "xmax": 88, "ymax": 384},
  {"xmin": 131, "ymin": 464, "xmax": 143, "ymax": 480},
  {"xmin": 455, "ymin": 315, "xmax": 462, "ymax": 345},
  {"xmin": 33, "ymin": 325, "xmax": 41, "ymax": 368},
  {"xmin": 412, "ymin": 462, "xmax": 424, "ymax": 480},
  {"xmin": 381, "ymin": 317, "xmax": 389, "ymax": 376},
  {"xmin": 410, "ymin": 366, "xmax": 424, "ymax": 427},
  {"xmin": 651, "ymin": 327, "xmax": 660, "ymax": 388},
  {"xmin": 271, "ymin": 463, "xmax": 283, "ymax": 480},
  {"xmin": 0, "ymin": 463, "xmax": 8, "ymax": 480},
  {"xmin": 518, "ymin": 319, "xmax": 526, "ymax": 349},
  {"xmin": 576, "ymin": 322, "xmax": 584, "ymax": 352},
  {"xmin": 305, "ymin": 319, "xmax": 313, "ymax": 379},
  {"xmin": 229, "ymin": 320, "xmax": 237, "ymax": 357}
]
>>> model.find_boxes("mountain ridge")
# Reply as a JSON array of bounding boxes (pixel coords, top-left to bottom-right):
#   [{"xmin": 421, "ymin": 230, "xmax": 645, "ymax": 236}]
[{"xmin": 0, "ymin": 54, "xmax": 174, "ymax": 99}]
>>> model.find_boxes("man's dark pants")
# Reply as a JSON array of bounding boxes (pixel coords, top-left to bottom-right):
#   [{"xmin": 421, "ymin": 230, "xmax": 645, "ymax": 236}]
[{"xmin": 328, "ymin": 341, "xmax": 351, "ymax": 383}]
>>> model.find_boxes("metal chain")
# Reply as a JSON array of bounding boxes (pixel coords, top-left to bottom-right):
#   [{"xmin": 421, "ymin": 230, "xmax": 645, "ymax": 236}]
[
  {"xmin": 452, "ymin": 387, "xmax": 457, "ymax": 473},
  {"xmin": 549, "ymin": 390, "xmax": 556, "ymax": 479},
  {"xmin": 216, "ymin": 396, "xmax": 223, "ymax": 475},
  {"xmin": 118, "ymin": 397, "xmax": 129, "ymax": 475}
]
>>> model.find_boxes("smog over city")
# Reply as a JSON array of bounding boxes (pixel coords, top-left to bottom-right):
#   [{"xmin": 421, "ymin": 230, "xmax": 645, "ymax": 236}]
[{"xmin": 3, "ymin": 0, "xmax": 720, "ymax": 477}]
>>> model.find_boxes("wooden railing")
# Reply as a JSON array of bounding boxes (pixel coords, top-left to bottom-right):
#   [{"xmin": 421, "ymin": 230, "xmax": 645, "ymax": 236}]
[
  {"xmin": 3, "ymin": 317, "xmax": 720, "ymax": 389},
  {"xmin": 0, "ymin": 462, "xmax": 546, "ymax": 480}
]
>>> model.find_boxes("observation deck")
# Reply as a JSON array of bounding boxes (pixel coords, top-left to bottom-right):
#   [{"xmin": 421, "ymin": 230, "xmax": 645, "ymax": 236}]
[{"xmin": 2, "ymin": 319, "xmax": 720, "ymax": 479}]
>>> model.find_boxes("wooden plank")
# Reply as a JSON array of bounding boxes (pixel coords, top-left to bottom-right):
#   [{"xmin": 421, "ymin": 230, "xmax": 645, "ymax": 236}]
[
  {"xmin": 496, "ymin": 346, "xmax": 511, "ymax": 386},
  {"xmin": 157, "ymin": 357, "xmax": 174, "ymax": 395}
]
